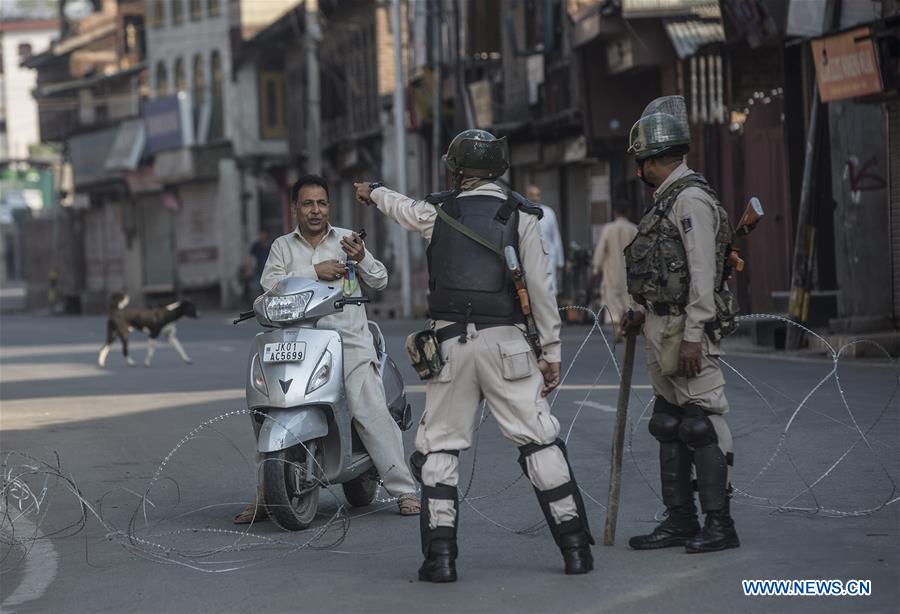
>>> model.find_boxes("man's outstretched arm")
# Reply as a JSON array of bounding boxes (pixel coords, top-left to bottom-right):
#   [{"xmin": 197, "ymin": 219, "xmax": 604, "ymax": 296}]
[{"xmin": 355, "ymin": 183, "xmax": 437, "ymax": 242}]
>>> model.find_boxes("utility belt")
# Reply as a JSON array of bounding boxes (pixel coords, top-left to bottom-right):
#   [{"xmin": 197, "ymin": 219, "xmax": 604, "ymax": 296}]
[
  {"xmin": 647, "ymin": 302, "xmax": 685, "ymax": 317},
  {"xmin": 405, "ymin": 321, "xmax": 513, "ymax": 380}
]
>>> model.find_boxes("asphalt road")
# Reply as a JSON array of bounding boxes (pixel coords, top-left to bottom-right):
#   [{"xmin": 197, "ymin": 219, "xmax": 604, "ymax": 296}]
[{"xmin": 1, "ymin": 311, "xmax": 898, "ymax": 614}]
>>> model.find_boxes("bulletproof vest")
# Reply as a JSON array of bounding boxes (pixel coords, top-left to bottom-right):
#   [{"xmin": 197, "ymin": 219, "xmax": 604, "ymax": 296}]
[
  {"xmin": 426, "ymin": 192, "xmax": 523, "ymax": 325},
  {"xmin": 625, "ymin": 173, "xmax": 738, "ymax": 342}
]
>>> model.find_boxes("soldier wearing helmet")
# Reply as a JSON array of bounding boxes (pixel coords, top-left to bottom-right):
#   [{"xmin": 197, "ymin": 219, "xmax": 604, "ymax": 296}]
[
  {"xmin": 354, "ymin": 129, "xmax": 594, "ymax": 582},
  {"xmin": 621, "ymin": 96, "xmax": 741, "ymax": 553}
]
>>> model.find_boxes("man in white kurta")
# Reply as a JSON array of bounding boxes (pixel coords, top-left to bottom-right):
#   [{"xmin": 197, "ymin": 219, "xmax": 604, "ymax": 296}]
[
  {"xmin": 234, "ymin": 176, "xmax": 418, "ymax": 523},
  {"xmin": 526, "ymin": 185, "xmax": 565, "ymax": 295},
  {"xmin": 591, "ymin": 204, "xmax": 638, "ymax": 325}
]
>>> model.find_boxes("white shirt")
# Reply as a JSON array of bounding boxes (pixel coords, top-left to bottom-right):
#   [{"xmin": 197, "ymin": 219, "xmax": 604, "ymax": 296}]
[
  {"xmin": 260, "ymin": 224, "xmax": 387, "ymax": 363},
  {"xmin": 538, "ymin": 204, "xmax": 564, "ymax": 294}
]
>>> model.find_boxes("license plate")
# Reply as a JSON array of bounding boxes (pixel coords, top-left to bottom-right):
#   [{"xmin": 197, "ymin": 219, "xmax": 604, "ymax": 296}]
[{"xmin": 263, "ymin": 342, "xmax": 306, "ymax": 363}]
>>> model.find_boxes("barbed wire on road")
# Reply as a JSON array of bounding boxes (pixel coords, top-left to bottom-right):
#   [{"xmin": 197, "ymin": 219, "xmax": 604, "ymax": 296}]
[{"xmin": 2, "ymin": 308, "xmax": 898, "ymax": 574}]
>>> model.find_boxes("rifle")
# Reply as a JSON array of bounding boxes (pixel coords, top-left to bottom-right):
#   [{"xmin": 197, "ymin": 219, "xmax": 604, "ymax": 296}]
[
  {"xmin": 504, "ymin": 246, "xmax": 543, "ymax": 360},
  {"xmin": 723, "ymin": 197, "xmax": 764, "ymax": 283}
]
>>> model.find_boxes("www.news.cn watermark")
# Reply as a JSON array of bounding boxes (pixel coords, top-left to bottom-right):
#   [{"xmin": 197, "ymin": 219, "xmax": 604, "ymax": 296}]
[{"xmin": 742, "ymin": 579, "xmax": 872, "ymax": 597}]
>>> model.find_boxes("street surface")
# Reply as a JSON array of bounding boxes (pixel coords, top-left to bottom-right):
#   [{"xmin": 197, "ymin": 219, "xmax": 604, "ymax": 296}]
[{"xmin": 1, "ymin": 311, "xmax": 898, "ymax": 613}]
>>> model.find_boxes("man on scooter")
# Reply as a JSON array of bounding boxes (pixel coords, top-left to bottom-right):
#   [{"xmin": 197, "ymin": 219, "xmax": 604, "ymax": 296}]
[{"xmin": 234, "ymin": 174, "xmax": 420, "ymax": 523}]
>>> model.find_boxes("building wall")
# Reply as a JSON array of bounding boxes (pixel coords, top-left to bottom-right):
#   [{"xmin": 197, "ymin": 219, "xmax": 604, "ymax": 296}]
[
  {"xmin": 828, "ymin": 101, "xmax": 893, "ymax": 330},
  {"xmin": 217, "ymin": 157, "xmax": 243, "ymax": 308},
  {"xmin": 890, "ymin": 102, "xmax": 900, "ymax": 328},
  {"xmin": 237, "ymin": 0, "xmax": 296, "ymax": 40},
  {"xmin": 0, "ymin": 25, "xmax": 58, "ymax": 160},
  {"xmin": 145, "ymin": 0, "xmax": 232, "ymax": 143},
  {"xmin": 231, "ymin": 61, "xmax": 288, "ymax": 159}
]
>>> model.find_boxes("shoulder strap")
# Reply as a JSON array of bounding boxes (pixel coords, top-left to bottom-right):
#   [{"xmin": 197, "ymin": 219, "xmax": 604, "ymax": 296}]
[
  {"xmin": 507, "ymin": 191, "xmax": 544, "ymax": 218},
  {"xmin": 425, "ymin": 189, "xmax": 461, "ymax": 205}
]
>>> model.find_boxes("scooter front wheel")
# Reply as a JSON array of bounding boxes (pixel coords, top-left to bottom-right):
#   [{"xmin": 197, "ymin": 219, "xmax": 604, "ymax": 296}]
[
  {"xmin": 263, "ymin": 439, "xmax": 323, "ymax": 531},
  {"xmin": 342, "ymin": 467, "xmax": 379, "ymax": 507}
]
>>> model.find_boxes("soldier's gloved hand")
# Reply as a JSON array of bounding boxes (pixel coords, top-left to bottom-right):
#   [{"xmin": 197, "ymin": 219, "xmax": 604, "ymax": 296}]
[
  {"xmin": 538, "ymin": 360, "xmax": 561, "ymax": 397},
  {"xmin": 619, "ymin": 309, "xmax": 645, "ymax": 337},
  {"xmin": 678, "ymin": 340, "xmax": 703, "ymax": 378},
  {"xmin": 314, "ymin": 259, "xmax": 346, "ymax": 282}
]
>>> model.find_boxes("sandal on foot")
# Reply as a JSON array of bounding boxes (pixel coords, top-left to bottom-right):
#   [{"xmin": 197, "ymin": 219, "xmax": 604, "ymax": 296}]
[
  {"xmin": 233, "ymin": 501, "xmax": 269, "ymax": 524},
  {"xmin": 398, "ymin": 494, "xmax": 421, "ymax": 516}
]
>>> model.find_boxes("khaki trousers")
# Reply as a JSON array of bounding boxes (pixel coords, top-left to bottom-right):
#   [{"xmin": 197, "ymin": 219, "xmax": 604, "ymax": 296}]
[
  {"xmin": 644, "ymin": 312, "xmax": 733, "ymax": 460},
  {"xmin": 344, "ymin": 360, "xmax": 418, "ymax": 496},
  {"xmin": 417, "ymin": 324, "xmax": 577, "ymax": 529},
  {"xmin": 644, "ymin": 313, "xmax": 730, "ymax": 414}
]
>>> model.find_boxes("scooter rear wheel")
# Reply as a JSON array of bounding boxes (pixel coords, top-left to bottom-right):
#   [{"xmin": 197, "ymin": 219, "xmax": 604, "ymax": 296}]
[
  {"xmin": 342, "ymin": 467, "xmax": 379, "ymax": 507},
  {"xmin": 263, "ymin": 439, "xmax": 322, "ymax": 531}
]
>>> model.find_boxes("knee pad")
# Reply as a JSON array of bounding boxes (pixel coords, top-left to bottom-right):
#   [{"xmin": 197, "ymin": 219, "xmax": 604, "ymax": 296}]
[
  {"xmin": 518, "ymin": 439, "xmax": 595, "ymax": 547},
  {"xmin": 648, "ymin": 397, "xmax": 681, "ymax": 443},
  {"xmin": 410, "ymin": 449, "xmax": 459, "ymax": 484},
  {"xmin": 678, "ymin": 407, "xmax": 718, "ymax": 448}
]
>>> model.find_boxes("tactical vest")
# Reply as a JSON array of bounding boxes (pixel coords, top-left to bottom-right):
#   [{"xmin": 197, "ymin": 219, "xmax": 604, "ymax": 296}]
[
  {"xmin": 624, "ymin": 173, "xmax": 739, "ymax": 343},
  {"xmin": 426, "ymin": 192, "xmax": 531, "ymax": 325}
]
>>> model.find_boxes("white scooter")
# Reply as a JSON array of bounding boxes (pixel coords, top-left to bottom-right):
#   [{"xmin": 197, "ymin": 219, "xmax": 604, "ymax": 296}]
[{"xmin": 234, "ymin": 277, "xmax": 412, "ymax": 530}]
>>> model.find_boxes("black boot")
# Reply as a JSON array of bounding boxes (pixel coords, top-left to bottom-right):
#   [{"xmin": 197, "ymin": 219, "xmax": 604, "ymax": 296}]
[
  {"xmin": 418, "ymin": 539, "xmax": 457, "ymax": 583},
  {"xmin": 629, "ymin": 504, "xmax": 700, "ymax": 550},
  {"xmin": 685, "ymin": 506, "xmax": 740, "ymax": 553},
  {"xmin": 559, "ymin": 531, "xmax": 593, "ymax": 575}
]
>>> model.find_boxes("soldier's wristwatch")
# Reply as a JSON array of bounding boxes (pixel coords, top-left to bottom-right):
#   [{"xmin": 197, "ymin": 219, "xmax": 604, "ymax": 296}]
[{"xmin": 368, "ymin": 181, "xmax": 385, "ymax": 191}]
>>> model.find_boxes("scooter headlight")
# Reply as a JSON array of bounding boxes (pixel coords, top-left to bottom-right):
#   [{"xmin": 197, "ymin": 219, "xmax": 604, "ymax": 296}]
[
  {"xmin": 307, "ymin": 350, "xmax": 333, "ymax": 394},
  {"xmin": 251, "ymin": 354, "xmax": 268, "ymax": 395},
  {"xmin": 265, "ymin": 292, "xmax": 313, "ymax": 322}
]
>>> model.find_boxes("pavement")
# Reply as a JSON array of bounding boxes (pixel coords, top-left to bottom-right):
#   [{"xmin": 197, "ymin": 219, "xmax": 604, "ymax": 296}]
[{"xmin": 1, "ymin": 311, "xmax": 898, "ymax": 613}]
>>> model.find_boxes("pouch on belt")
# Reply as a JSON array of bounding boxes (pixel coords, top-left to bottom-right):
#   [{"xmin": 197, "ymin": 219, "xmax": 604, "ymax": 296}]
[
  {"xmin": 406, "ymin": 328, "xmax": 445, "ymax": 380},
  {"xmin": 660, "ymin": 316, "xmax": 686, "ymax": 377}
]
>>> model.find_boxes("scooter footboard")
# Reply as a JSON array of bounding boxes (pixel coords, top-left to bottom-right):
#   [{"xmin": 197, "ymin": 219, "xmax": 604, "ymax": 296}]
[{"xmin": 257, "ymin": 407, "xmax": 329, "ymax": 453}]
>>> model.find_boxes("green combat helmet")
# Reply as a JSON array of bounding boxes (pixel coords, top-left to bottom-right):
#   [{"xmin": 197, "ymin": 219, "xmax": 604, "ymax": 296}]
[
  {"xmin": 627, "ymin": 95, "xmax": 691, "ymax": 161},
  {"xmin": 442, "ymin": 129, "xmax": 509, "ymax": 180}
]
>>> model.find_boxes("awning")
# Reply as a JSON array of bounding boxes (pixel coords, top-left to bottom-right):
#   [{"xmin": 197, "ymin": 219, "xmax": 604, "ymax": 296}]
[
  {"xmin": 623, "ymin": 0, "xmax": 720, "ymax": 18},
  {"xmin": 664, "ymin": 18, "xmax": 725, "ymax": 59},
  {"xmin": 105, "ymin": 119, "xmax": 146, "ymax": 171},
  {"xmin": 68, "ymin": 127, "xmax": 119, "ymax": 188}
]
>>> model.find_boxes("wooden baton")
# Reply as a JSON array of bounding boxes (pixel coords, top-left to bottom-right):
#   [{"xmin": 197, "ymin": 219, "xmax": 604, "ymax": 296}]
[{"xmin": 603, "ymin": 331, "xmax": 637, "ymax": 545}]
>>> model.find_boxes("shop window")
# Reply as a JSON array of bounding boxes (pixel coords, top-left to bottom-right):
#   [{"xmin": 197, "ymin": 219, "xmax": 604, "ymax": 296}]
[
  {"xmin": 467, "ymin": 0, "xmax": 501, "ymax": 59},
  {"xmin": 124, "ymin": 16, "xmax": 146, "ymax": 60},
  {"xmin": 209, "ymin": 51, "xmax": 224, "ymax": 140},
  {"xmin": 150, "ymin": 0, "xmax": 164, "ymax": 28},
  {"xmin": 156, "ymin": 61, "xmax": 169, "ymax": 96},
  {"xmin": 190, "ymin": 0, "xmax": 202, "ymax": 21},
  {"xmin": 172, "ymin": 0, "xmax": 184, "ymax": 26},
  {"xmin": 522, "ymin": 0, "xmax": 563, "ymax": 54},
  {"xmin": 18, "ymin": 43, "xmax": 32, "ymax": 62},
  {"xmin": 174, "ymin": 57, "xmax": 186, "ymax": 92},
  {"xmin": 208, "ymin": 0, "xmax": 220, "ymax": 17},
  {"xmin": 259, "ymin": 71, "xmax": 287, "ymax": 139},
  {"xmin": 193, "ymin": 55, "xmax": 206, "ymax": 107}
]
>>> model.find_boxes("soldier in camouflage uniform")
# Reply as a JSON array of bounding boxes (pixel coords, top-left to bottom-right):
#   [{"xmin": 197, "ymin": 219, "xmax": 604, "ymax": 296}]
[{"xmin": 620, "ymin": 96, "xmax": 740, "ymax": 553}]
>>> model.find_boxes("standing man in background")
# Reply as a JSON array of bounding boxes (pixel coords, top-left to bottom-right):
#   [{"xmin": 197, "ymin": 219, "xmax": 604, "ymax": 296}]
[
  {"xmin": 592, "ymin": 202, "xmax": 637, "ymax": 327},
  {"xmin": 527, "ymin": 185, "xmax": 565, "ymax": 296},
  {"xmin": 247, "ymin": 229, "xmax": 271, "ymax": 299}
]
